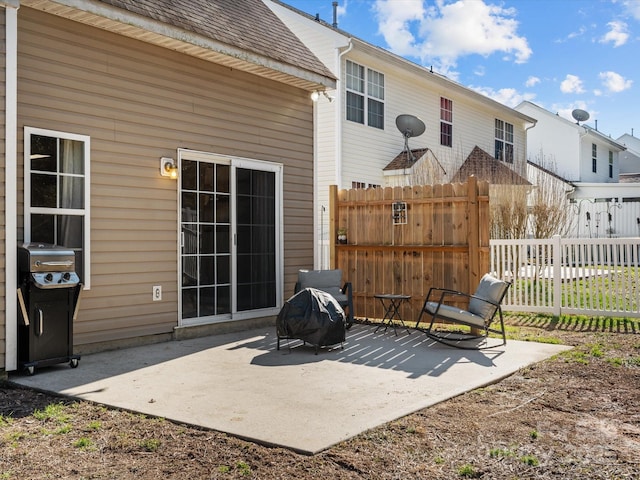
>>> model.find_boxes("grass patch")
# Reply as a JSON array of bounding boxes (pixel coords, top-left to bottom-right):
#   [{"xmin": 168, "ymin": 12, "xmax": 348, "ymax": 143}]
[
  {"xmin": 139, "ymin": 438, "xmax": 161, "ymax": 452},
  {"xmin": 236, "ymin": 461, "xmax": 251, "ymax": 476},
  {"xmin": 87, "ymin": 420, "xmax": 102, "ymax": 431},
  {"xmin": 0, "ymin": 415, "xmax": 13, "ymax": 427},
  {"xmin": 520, "ymin": 454, "xmax": 540, "ymax": 466},
  {"xmin": 457, "ymin": 463, "xmax": 479, "ymax": 477},
  {"xmin": 73, "ymin": 437, "xmax": 95, "ymax": 450},
  {"xmin": 489, "ymin": 447, "xmax": 515, "ymax": 458},
  {"xmin": 33, "ymin": 403, "xmax": 70, "ymax": 424}
]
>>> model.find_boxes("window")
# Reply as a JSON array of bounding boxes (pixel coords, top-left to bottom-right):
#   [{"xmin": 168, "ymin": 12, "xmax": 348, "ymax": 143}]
[
  {"xmin": 352, "ymin": 181, "xmax": 366, "ymax": 189},
  {"xmin": 346, "ymin": 60, "xmax": 384, "ymax": 129},
  {"xmin": 592, "ymin": 144, "xmax": 597, "ymax": 173},
  {"xmin": 440, "ymin": 97, "xmax": 453, "ymax": 147},
  {"xmin": 495, "ymin": 119, "xmax": 514, "ymax": 163},
  {"xmin": 609, "ymin": 150, "xmax": 613, "ymax": 178},
  {"xmin": 25, "ymin": 127, "xmax": 91, "ymax": 287}
]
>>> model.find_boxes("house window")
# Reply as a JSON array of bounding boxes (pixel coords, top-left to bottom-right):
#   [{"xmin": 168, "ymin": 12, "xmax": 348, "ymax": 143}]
[
  {"xmin": 25, "ymin": 127, "xmax": 91, "ymax": 288},
  {"xmin": 609, "ymin": 150, "xmax": 613, "ymax": 178},
  {"xmin": 592, "ymin": 144, "xmax": 597, "ymax": 173},
  {"xmin": 352, "ymin": 181, "xmax": 366, "ymax": 189},
  {"xmin": 346, "ymin": 60, "xmax": 384, "ymax": 129},
  {"xmin": 495, "ymin": 119, "xmax": 514, "ymax": 163},
  {"xmin": 440, "ymin": 97, "xmax": 453, "ymax": 147}
]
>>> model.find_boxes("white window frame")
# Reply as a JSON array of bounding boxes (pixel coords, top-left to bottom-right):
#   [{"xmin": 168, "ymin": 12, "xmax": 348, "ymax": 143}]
[
  {"xmin": 440, "ymin": 97, "xmax": 453, "ymax": 147},
  {"xmin": 495, "ymin": 119, "xmax": 514, "ymax": 163},
  {"xmin": 24, "ymin": 127, "xmax": 91, "ymax": 289},
  {"xmin": 345, "ymin": 60, "xmax": 385, "ymax": 129}
]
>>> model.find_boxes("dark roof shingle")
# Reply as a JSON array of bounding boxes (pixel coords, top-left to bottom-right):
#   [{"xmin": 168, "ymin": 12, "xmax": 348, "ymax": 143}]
[
  {"xmin": 451, "ymin": 146, "xmax": 530, "ymax": 185},
  {"xmin": 97, "ymin": 0, "xmax": 335, "ymax": 80}
]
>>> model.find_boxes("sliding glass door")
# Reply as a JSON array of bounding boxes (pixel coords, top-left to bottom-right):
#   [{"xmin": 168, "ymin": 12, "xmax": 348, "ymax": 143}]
[{"xmin": 179, "ymin": 151, "xmax": 282, "ymax": 326}]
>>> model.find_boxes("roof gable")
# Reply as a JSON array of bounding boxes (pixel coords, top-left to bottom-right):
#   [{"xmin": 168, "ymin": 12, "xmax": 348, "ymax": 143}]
[{"xmin": 452, "ymin": 146, "xmax": 530, "ymax": 185}]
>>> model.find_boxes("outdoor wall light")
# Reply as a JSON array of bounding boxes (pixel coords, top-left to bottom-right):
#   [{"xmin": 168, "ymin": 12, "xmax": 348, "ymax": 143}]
[
  {"xmin": 310, "ymin": 90, "xmax": 334, "ymax": 103},
  {"xmin": 160, "ymin": 157, "xmax": 178, "ymax": 179}
]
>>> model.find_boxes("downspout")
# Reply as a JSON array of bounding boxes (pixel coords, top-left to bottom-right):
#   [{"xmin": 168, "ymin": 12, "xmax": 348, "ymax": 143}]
[
  {"xmin": 4, "ymin": 2, "xmax": 19, "ymax": 372},
  {"xmin": 335, "ymin": 38, "xmax": 353, "ymax": 189}
]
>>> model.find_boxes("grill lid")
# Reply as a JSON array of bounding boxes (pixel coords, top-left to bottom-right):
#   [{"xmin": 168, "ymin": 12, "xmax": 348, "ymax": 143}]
[{"xmin": 19, "ymin": 243, "xmax": 76, "ymax": 273}]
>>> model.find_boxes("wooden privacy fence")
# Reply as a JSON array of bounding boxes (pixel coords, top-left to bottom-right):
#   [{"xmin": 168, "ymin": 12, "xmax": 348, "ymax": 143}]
[{"xmin": 329, "ymin": 177, "xmax": 490, "ymax": 323}]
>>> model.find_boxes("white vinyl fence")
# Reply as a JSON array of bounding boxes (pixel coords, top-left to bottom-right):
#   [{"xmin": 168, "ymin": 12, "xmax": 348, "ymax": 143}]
[{"xmin": 490, "ymin": 236, "xmax": 640, "ymax": 318}]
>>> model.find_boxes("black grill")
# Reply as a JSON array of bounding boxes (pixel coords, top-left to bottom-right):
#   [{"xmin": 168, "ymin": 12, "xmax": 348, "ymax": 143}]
[{"xmin": 17, "ymin": 242, "xmax": 83, "ymax": 375}]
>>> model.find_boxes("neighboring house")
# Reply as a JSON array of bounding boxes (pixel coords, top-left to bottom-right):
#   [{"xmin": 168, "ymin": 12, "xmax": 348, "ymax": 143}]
[
  {"xmin": 515, "ymin": 101, "xmax": 640, "ymax": 238},
  {"xmin": 1, "ymin": 0, "xmax": 336, "ymax": 373},
  {"xmin": 617, "ymin": 133, "xmax": 640, "ymax": 181},
  {"xmin": 265, "ymin": 0, "xmax": 536, "ymax": 268},
  {"xmin": 515, "ymin": 101, "xmax": 626, "ymax": 183}
]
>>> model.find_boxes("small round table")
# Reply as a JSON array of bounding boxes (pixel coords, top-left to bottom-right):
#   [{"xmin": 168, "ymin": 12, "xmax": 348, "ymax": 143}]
[{"xmin": 373, "ymin": 294, "xmax": 412, "ymax": 335}]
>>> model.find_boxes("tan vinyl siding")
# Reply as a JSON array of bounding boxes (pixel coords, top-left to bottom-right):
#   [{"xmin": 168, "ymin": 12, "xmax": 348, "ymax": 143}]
[
  {"xmin": 0, "ymin": 8, "xmax": 5, "ymax": 366},
  {"xmin": 17, "ymin": 7, "xmax": 314, "ymax": 348}
]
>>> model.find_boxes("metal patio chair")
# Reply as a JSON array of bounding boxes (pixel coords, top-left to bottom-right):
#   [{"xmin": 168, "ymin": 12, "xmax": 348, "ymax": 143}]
[
  {"xmin": 295, "ymin": 269, "xmax": 354, "ymax": 328},
  {"xmin": 416, "ymin": 273, "xmax": 510, "ymax": 349}
]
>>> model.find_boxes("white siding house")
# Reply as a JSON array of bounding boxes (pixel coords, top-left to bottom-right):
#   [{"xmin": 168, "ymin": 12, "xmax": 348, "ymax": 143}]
[
  {"xmin": 515, "ymin": 101, "xmax": 626, "ymax": 183},
  {"xmin": 617, "ymin": 133, "xmax": 640, "ymax": 179},
  {"xmin": 267, "ymin": 0, "xmax": 536, "ymax": 267},
  {"xmin": 515, "ymin": 101, "xmax": 640, "ymax": 238}
]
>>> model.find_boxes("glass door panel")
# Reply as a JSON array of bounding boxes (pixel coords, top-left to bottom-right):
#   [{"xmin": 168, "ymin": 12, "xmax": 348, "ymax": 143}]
[{"xmin": 181, "ymin": 159, "xmax": 231, "ymax": 320}]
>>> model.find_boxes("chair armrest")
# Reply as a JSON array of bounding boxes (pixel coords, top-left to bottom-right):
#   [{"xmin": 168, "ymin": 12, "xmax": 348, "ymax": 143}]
[
  {"xmin": 342, "ymin": 282, "xmax": 352, "ymax": 296},
  {"xmin": 467, "ymin": 292, "xmax": 501, "ymax": 308}
]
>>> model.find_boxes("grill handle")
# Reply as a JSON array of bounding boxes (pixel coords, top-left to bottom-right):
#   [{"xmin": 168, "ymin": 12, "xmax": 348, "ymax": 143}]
[
  {"xmin": 17, "ymin": 287, "xmax": 30, "ymax": 326},
  {"xmin": 35, "ymin": 260, "xmax": 74, "ymax": 267},
  {"xmin": 36, "ymin": 308, "xmax": 44, "ymax": 337}
]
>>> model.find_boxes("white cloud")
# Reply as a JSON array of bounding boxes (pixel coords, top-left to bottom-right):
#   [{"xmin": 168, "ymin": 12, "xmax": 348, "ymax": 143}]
[
  {"xmin": 599, "ymin": 71, "xmax": 633, "ymax": 92},
  {"xmin": 372, "ymin": 0, "xmax": 426, "ymax": 58},
  {"xmin": 620, "ymin": 0, "xmax": 640, "ymax": 20},
  {"xmin": 599, "ymin": 21, "xmax": 629, "ymax": 47},
  {"xmin": 474, "ymin": 65, "xmax": 486, "ymax": 77},
  {"xmin": 552, "ymin": 101, "xmax": 592, "ymax": 124},
  {"xmin": 373, "ymin": 0, "xmax": 531, "ymax": 75},
  {"xmin": 560, "ymin": 74, "xmax": 585, "ymax": 94},
  {"xmin": 470, "ymin": 85, "xmax": 535, "ymax": 108},
  {"xmin": 525, "ymin": 76, "xmax": 540, "ymax": 87}
]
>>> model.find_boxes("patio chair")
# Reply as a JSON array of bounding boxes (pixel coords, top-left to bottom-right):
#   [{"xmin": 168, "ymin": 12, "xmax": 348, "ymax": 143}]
[
  {"xmin": 295, "ymin": 269, "xmax": 354, "ymax": 328},
  {"xmin": 415, "ymin": 273, "xmax": 510, "ymax": 349}
]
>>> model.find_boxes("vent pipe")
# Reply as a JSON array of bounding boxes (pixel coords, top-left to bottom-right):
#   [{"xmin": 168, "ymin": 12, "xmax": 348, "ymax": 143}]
[{"xmin": 332, "ymin": 1, "xmax": 338, "ymax": 28}]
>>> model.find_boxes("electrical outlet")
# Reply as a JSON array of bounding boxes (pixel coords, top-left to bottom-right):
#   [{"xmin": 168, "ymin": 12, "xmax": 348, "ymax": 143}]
[{"xmin": 152, "ymin": 285, "xmax": 162, "ymax": 301}]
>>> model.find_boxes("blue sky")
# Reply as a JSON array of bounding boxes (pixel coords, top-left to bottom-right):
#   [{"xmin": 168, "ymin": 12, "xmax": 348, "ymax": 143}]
[{"xmin": 282, "ymin": 0, "xmax": 640, "ymax": 140}]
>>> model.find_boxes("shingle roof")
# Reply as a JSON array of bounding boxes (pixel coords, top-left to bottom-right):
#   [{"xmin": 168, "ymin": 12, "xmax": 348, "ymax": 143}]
[
  {"xmin": 451, "ymin": 146, "xmax": 531, "ymax": 185},
  {"xmin": 383, "ymin": 148, "xmax": 430, "ymax": 171},
  {"xmin": 97, "ymin": 0, "xmax": 335, "ymax": 81}
]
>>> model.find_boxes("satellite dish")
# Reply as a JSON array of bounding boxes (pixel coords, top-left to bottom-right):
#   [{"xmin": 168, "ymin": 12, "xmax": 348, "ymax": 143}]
[
  {"xmin": 572, "ymin": 109, "xmax": 590, "ymax": 124},
  {"xmin": 396, "ymin": 114, "xmax": 426, "ymax": 139},
  {"xmin": 396, "ymin": 114, "xmax": 426, "ymax": 161}
]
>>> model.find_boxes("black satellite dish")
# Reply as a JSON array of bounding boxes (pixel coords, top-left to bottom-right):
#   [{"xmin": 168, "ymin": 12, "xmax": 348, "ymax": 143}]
[
  {"xmin": 572, "ymin": 109, "xmax": 590, "ymax": 125},
  {"xmin": 396, "ymin": 114, "xmax": 426, "ymax": 161}
]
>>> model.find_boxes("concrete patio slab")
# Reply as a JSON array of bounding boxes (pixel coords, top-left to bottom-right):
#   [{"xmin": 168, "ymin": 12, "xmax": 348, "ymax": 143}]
[{"xmin": 10, "ymin": 324, "xmax": 571, "ymax": 454}]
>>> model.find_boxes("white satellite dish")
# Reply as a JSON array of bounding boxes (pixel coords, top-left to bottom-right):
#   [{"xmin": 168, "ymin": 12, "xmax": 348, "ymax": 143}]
[
  {"xmin": 572, "ymin": 109, "xmax": 590, "ymax": 124},
  {"xmin": 396, "ymin": 114, "xmax": 426, "ymax": 161}
]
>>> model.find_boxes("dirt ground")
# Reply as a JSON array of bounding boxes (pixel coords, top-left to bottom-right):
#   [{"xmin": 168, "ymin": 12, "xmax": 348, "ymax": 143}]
[{"xmin": 1, "ymin": 314, "xmax": 639, "ymax": 479}]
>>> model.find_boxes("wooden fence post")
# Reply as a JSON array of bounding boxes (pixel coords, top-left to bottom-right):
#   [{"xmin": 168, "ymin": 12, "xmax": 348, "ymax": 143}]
[
  {"xmin": 329, "ymin": 185, "xmax": 338, "ymax": 269},
  {"xmin": 468, "ymin": 176, "xmax": 480, "ymax": 291}
]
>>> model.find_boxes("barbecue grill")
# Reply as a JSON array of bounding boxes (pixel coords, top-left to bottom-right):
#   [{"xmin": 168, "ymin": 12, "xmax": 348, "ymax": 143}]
[{"xmin": 17, "ymin": 242, "xmax": 83, "ymax": 375}]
